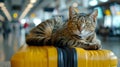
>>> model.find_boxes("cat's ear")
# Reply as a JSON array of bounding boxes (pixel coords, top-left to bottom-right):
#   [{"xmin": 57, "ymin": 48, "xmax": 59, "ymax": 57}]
[
  {"xmin": 69, "ymin": 6, "xmax": 79, "ymax": 19},
  {"xmin": 89, "ymin": 9, "xmax": 98, "ymax": 22}
]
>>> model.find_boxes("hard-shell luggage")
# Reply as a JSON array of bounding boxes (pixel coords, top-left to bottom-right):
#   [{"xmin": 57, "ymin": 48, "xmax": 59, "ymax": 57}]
[{"xmin": 11, "ymin": 45, "xmax": 118, "ymax": 67}]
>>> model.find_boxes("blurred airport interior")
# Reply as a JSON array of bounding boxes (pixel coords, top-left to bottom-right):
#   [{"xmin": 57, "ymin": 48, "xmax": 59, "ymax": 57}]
[{"xmin": 0, "ymin": 0, "xmax": 120, "ymax": 66}]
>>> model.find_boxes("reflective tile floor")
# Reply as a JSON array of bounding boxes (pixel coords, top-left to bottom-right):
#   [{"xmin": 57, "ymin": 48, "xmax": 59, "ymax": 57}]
[{"xmin": 101, "ymin": 37, "xmax": 120, "ymax": 67}]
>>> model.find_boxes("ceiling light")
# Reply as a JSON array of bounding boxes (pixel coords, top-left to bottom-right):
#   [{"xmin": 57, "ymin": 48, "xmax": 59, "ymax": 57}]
[
  {"xmin": 33, "ymin": 18, "xmax": 41, "ymax": 26},
  {"xmin": 89, "ymin": 0, "xmax": 98, "ymax": 6},
  {"xmin": 2, "ymin": 10, "xmax": 12, "ymax": 21},
  {"xmin": 1, "ymin": 6, "xmax": 6, "ymax": 10},
  {"xmin": 27, "ymin": 3, "xmax": 33, "ymax": 8},
  {"xmin": 19, "ymin": 0, "xmax": 36, "ymax": 20},
  {"xmin": 72, "ymin": 2, "xmax": 78, "ymax": 7},
  {"xmin": 0, "ymin": 15, "xmax": 4, "ymax": 21},
  {"xmin": 99, "ymin": 0, "xmax": 108, "ymax": 2},
  {"xmin": 0, "ymin": 3, "xmax": 4, "ymax": 7},
  {"xmin": 0, "ymin": 3, "xmax": 12, "ymax": 21},
  {"xmin": 20, "ymin": 19, "xmax": 26, "ymax": 24},
  {"xmin": 30, "ymin": 0, "xmax": 37, "ymax": 4},
  {"xmin": 19, "ymin": 4, "xmax": 33, "ymax": 20}
]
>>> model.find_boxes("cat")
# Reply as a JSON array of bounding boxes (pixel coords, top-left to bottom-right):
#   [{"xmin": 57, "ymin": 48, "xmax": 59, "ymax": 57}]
[{"xmin": 26, "ymin": 6, "xmax": 101, "ymax": 50}]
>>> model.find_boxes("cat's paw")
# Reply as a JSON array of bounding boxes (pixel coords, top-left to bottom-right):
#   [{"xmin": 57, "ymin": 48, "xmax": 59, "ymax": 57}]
[
  {"xmin": 87, "ymin": 43, "xmax": 102, "ymax": 50},
  {"xmin": 94, "ymin": 44, "xmax": 102, "ymax": 50}
]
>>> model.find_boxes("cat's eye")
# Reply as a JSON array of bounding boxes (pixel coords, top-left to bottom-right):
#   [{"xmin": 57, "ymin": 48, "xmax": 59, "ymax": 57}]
[{"xmin": 72, "ymin": 34, "xmax": 82, "ymax": 39}]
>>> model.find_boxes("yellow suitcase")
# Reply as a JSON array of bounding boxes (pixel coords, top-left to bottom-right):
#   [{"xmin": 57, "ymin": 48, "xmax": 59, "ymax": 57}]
[
  {"xmin": 75, "ymin": 48, "xmax": 118, "ymax": 67},
  {"xmin": 11, "ymin": 45, "xmax": 118, "ymax": 67},
  {"xmin": 11, "ymin": 45, "xmax": 58, "ymax": 67}
]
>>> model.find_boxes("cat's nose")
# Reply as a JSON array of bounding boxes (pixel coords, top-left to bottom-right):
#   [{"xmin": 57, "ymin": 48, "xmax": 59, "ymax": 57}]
[{"xmin": 79, "ymin": 27, "xmax": 82, "ymax": 32}]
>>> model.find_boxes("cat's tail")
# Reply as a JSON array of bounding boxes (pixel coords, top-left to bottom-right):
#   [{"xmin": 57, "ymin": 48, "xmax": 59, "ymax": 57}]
[{"xmin": 26, "ymin": 17, "xmax": 63, "ymax": 46}]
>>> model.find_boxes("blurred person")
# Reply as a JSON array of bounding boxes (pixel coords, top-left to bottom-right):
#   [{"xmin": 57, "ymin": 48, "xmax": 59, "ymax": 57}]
[
  {"xmin": 2, "ymin": 18, "xmax": 12, "ymax": 61},
  {"xmin": 23, "ymin": 22, "xmax": 29, "ymax": 37},
  {"xmin": 2, "ymin": 18, "xmax": 11, "ymax": 41},
  {"xmin": 98, "ymin": 25, "xmax": 110, "ymax": 41},
  {"xmin": 0, "ymin": 22, "xmax": 2, "ymax": 33}
]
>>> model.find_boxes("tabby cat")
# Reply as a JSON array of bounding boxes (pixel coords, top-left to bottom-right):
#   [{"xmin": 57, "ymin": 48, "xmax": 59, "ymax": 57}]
[{"xmin": 26, "ymin": 6, "xmax": 101, "ymax": 50}]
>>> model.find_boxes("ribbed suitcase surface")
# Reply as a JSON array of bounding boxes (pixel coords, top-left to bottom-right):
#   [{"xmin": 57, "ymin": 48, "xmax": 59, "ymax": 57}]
[
  {"xmin": 75, "ymin": 48, "xmax": 118, "ymax": 67},
  {"xmin": 11, "ymin": 45, "xmax": 118, "ymax": 67},
  {"xmin": 11, "ymin": 45, "xmax": 58, "ymax": 67}
]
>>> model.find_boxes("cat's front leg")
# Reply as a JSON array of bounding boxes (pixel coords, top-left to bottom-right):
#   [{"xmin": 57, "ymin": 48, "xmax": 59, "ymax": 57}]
[
  {"xmin": 87, "ymin": 39, "xmax": 102, "ymax": 50},
  {"xmin": 86, "ymin": 43, "xmax": 101, "ymax": 50},
  {"xmin": 76, "ymin": 40, "xmax": 101, "ymax": 50},
  {"xmin": 88, "ymin": 34, "xmax": 102, "ymax": 50}
]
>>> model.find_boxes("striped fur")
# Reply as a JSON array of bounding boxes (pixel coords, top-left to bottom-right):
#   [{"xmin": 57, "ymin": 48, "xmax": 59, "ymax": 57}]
[
  {"xmin": 26, "ymin": 17, "xmax": 63, "ymax": 46},
  {"xmin": 26, "ymin": 6, "xmax": 101, "ymax": 50}
]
